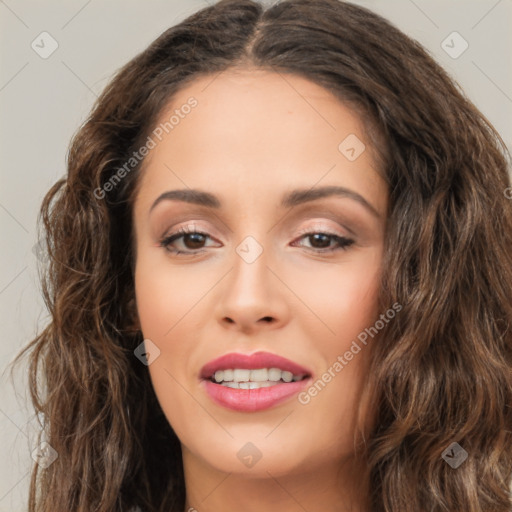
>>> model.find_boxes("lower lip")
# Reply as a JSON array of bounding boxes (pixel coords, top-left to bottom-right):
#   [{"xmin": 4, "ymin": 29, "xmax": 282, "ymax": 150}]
[{"xmin": 202, "ymin": 378, "xmax": 311, "ymax": 412}]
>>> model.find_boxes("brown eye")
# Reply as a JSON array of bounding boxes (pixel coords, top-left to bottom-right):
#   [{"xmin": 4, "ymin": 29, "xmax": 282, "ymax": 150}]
[
  {"xmin": 293, "ymin": 231, "xmax": 354, "ymax": 253},
  {"xmin": 308, "ymin": 233, "xmax": 332, "ymax": 249},
  {"xmin": 181, "ymin": 232, "xmax": 207, "ymax": 249},
  {"xmin": 160, "ymin": 228, "xmax": 217, "ymax": 255}
]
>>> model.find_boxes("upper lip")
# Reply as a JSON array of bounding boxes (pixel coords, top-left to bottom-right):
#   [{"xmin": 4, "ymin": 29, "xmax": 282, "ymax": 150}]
[{"xmin": 200, "ymin": 351, "xmax": 313, "ymax": 380}]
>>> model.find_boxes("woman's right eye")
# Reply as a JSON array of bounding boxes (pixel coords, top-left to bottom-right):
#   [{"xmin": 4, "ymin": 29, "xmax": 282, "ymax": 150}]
[{"xmin": 159, "ymin": 227, "xmax": 217, "ymax": 255}]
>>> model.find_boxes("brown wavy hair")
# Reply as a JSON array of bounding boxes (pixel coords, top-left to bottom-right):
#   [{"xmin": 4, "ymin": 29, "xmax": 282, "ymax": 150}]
[{"xmin": 10, "ymin": 0, "xmax": 512, "ymax": 510}]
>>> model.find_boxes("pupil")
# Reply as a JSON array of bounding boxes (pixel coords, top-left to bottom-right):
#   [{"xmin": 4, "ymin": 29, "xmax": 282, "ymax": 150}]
[
  {"xmin": 185, "ymin": 233, "xmax": 205, "ymax": 249},
  {"xmin": 310, "ymin": 233, "xmax": 330, "ymax": 248}
]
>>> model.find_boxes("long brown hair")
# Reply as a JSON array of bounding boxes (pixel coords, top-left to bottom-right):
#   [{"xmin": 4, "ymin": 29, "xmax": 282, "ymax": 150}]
[{"xmin": 10, "ymin": 0, "xmax": 512, "ymax": 510}]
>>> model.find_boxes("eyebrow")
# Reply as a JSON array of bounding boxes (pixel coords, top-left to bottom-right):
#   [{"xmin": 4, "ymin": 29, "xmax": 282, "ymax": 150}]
[{"xmin": 149, "ymin": 185, "xmax": 380, "ymax": 218}]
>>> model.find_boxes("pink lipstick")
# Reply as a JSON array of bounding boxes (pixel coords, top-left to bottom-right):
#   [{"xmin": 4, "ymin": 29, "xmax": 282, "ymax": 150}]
[{"xmin": 200, "ymin": 351, "xmax": 312, "ymax": 412}]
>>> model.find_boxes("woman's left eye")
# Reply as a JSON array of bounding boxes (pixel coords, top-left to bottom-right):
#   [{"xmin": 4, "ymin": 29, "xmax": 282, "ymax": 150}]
[
  {"xmin": 159, "ymin": 227, "xmax": 354, "ymax": 255},
  {"xmin": 293, "ymin": 231, "xmax": 354, "ymax": 252}
]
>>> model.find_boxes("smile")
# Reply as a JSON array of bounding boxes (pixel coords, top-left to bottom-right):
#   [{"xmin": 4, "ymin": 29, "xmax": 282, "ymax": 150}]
[
  {"xmin": 211, "ymin": 368, "xmax": 306, "ymax": 388},
  {"xmin": 200, "ymin": 351, "xmax": 313, "ymax": 412}
]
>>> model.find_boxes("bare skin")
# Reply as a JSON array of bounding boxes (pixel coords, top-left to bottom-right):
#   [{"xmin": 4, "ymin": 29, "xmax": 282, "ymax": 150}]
[{"xmin": 132, "ymin": 67, "xmax": 388, "ymax": 512}]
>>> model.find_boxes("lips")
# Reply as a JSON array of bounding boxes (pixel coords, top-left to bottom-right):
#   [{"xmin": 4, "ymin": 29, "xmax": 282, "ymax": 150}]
[
  {"xmin": 200, "ymin": 351, "xmax": 313, "ymax": 412},
  {"xmin": 200, "ymin": 351, "xmax": 312, "ymax": 380}
]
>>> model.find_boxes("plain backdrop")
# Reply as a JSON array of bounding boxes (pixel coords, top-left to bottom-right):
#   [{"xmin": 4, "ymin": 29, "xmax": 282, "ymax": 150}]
[{"xmin": 1, "ymin": 1, "xmax": 511, "ymax": 510}]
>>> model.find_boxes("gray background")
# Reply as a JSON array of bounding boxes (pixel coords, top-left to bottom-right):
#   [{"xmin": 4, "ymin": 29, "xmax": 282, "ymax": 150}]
[{"xmin": 1, "ymin": 1, "xmax": 511, "ymax": 510}]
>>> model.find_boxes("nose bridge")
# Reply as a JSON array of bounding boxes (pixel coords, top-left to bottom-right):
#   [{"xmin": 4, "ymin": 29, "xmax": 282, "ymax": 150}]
[
  {"xmin": 229, "ymin": 233, "xmax": 272, "ymax": 306},
  {"xmin": 230, "ymin": 211, "xmax": 272, "ymax": 285},
  {"xmin": 214, "ymin": 229, "xmax": 289, "ymax": 330}
]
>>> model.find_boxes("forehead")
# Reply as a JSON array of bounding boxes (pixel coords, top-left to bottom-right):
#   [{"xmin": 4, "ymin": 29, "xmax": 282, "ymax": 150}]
[
  {"xmin": 135, "ymin": 68, "xmax": 386, "ymax": 216},
  {"xmin": 157, "ymin": 67, "xmax": 367, "ymax": 157}
]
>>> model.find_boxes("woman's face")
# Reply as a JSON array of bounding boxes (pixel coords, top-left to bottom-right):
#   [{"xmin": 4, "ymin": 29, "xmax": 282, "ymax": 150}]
[{"xmin": 132, "ymin": 68, "xmax": 387, "ymax": 480}]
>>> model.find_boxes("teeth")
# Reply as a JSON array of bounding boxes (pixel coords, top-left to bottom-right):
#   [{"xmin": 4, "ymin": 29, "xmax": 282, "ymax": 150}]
[
  {"xmin": 211, "ymin": 367, "xmax": 306, "ymax": 386},
  {"xmin": 282, "ymin": 371, "xmax": 293, "ymax": 383},
  {"xmin": 268, "ymin": 368, "xmax": 282, "ymax": 381},
  {"xmin": 250, "ymin": 368, "xmax": 268, "ymax": 381},
  {"xmin": 233, "ymin": 369, "xmax": 251, "ymax": 382},
  {"xmin": 224, "ymin": 381, "xmax": 276, "ymax": 389}
]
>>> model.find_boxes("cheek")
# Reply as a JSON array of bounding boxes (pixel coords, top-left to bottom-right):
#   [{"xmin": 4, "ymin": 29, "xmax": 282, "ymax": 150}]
[
  {"xmin": 289, "ymin": 251, "xmax": 381, "ymax": 418},
  {"xmin": 333, "ymin": 263, "xmax": 381, "ymax": 334},
  {"xmin": 134, "ymin": 251, "xmax": 205, "ymax": 337},
  {"xmin": 134, "ymin": 259, "xmax": 200, "ymax": 439},
  {"xmin": 134, "ymin": 257, "xmax": 197, "ymax": 371},
  {"xmin": 289, "ymin": 249, "xmax": 382, "ymax": 341}
]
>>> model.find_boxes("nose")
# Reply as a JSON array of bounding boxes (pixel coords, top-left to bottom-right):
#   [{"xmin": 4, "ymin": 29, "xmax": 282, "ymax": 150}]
[{"xmin": 214, "ymin": 247, "xmax": 290, "ymax": 334}]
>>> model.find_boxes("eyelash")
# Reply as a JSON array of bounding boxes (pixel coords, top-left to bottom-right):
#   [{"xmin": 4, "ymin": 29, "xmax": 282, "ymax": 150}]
[{"xmin": 159, "ymin": 225, "xmax": 354, "ymax": 256}]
